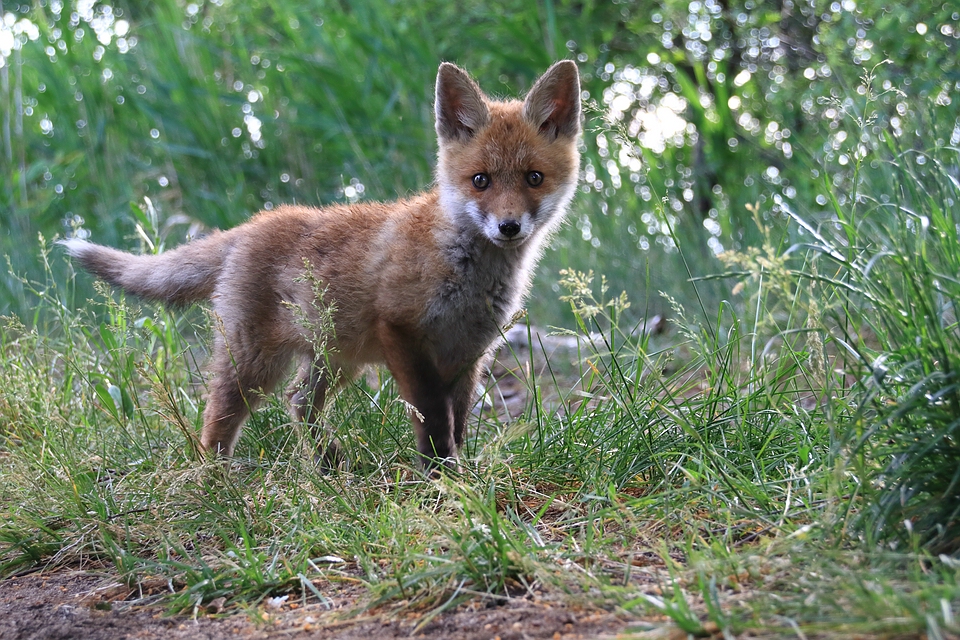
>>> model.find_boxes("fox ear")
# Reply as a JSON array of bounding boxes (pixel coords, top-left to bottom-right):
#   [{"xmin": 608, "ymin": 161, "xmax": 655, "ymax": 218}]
[
  {"xmin": 523, "ymin": 60, "xmax": 581, "ymax": 139},
  {"xmin": 435, "ymin": 63, "xmax": 490, "ymax": 142}
]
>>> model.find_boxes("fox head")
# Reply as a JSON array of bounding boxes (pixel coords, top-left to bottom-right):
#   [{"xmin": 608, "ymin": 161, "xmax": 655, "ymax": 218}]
[{"xmin": 434, "ymin": 61, "xmax": 581, "ymax": 248}]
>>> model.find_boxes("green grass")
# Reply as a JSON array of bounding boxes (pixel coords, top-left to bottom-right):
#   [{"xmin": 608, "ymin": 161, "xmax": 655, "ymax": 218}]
[
  {"xmin": 3, "ymin": 112, "xmax": 960, "ymax": 637},
  {"xmin": 2, "ymin": 5, "xmax": 960, "ymax": 635}
]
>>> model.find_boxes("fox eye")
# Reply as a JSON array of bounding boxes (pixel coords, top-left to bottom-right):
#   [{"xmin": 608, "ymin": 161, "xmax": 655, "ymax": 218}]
[
  {"xmin": 526, "ymin": 171, "xmax": 544, "ymax": 187},
  {"xmin": 472, "ymin": 173, "xmax": 490, "ymax": 190}
]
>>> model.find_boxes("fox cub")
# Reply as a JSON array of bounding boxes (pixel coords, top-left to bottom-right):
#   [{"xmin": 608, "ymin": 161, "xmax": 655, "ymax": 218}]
[{"xmin": 61, "ymin": 61, "xmax": 582, "ymax": 469}]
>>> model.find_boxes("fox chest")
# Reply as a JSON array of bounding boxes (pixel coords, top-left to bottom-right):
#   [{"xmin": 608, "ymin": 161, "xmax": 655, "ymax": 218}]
[{"xmin": 423, "ymin": 266, "xmax": 520, "ymax": 361}]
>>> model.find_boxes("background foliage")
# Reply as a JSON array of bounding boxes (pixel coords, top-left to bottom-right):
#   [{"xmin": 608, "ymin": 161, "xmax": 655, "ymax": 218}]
[
  {"xmin": 2, "ymin": 0, "xmax": 956, "ymax": 320},
  {"xmin": 1, "ymin": 1, "xmax": 960, "ymax": 635}
]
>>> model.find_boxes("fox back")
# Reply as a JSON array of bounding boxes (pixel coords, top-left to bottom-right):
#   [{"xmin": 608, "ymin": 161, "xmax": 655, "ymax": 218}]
[{"xmin": 61, "ymin": 61, "xmax": 582, "ymax": 470}]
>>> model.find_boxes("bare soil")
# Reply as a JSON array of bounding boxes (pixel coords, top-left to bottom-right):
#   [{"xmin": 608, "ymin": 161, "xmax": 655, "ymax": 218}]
[{"xmin": 0, "ymin": 570, "xmax": 634, "ymax": 640}]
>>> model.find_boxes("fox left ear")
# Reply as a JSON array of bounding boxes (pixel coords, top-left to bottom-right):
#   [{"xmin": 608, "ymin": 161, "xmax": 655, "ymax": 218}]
[{"xmin": 523, "ymin": 60, "xmax": 581, "ymax": 139}]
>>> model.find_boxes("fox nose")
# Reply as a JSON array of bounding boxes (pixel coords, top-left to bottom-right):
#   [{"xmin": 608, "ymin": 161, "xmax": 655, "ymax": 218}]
[{"xmin": 498, "ymin": 220, "xmax": 521, "ymax": 238}]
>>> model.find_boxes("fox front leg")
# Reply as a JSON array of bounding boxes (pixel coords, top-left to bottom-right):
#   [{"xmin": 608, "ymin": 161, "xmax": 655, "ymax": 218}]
[
  {"xmin": 451, "ymin": 358, "xmax": 486, "ymax": 451},
  {"xmin": 377, "ymin": 322, "xmax": 459, "ymax": 471}
]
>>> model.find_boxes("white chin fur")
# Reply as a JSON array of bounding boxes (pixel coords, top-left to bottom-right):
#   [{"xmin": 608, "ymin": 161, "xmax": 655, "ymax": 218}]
[
  {"xmin": 464, "ymin": 202, "xmax": 534, "ymax": 246},
  {"xmin": 488, "ymin": 235, "xmax": 528, "ymax": 248}
]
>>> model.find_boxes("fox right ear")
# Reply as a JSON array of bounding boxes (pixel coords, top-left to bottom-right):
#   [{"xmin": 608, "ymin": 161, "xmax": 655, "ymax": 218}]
[{"xmin": 435, "ymin": 62, "xmax": 490, "ymax": 142}]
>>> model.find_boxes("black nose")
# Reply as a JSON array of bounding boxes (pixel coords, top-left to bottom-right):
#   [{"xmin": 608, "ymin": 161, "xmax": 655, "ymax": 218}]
[{"xmin": 498, "ymin": 220, "xmax": 521, "ymax": 237}]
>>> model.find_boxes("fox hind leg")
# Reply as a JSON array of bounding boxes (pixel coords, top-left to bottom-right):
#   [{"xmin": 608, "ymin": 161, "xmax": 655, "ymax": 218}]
[
  {"xmin": 201, "ymin": 337, "xmax": 289, "ymax": 457},
  {"xmin": 290, "ymin": 358, "xmax": 356, "ymax": 468}
]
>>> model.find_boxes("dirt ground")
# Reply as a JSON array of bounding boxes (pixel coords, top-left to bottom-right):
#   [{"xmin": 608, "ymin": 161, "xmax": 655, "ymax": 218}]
[{"xmin": 0, "ymin": 570, "xmax": 638, "ymax": 640}]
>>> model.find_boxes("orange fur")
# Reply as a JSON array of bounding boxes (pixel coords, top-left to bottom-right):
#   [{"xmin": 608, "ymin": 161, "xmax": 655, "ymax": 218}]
[{"xmin": 60, "ymin": 61, "xmax": 581, "ymax": 470}]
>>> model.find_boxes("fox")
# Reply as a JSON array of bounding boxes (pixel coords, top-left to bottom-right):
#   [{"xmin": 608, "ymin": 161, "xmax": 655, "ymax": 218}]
[{"xmin": 60, "ymin": 60, "xmax": 581, "ymax": 471}]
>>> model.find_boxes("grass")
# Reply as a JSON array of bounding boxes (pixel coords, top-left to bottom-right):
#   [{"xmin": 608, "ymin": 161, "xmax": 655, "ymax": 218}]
[
  {"xmin": 2, "ymin": 117, "xmax": 960, "ymax": 637},
  {"xmin": 1, "ymin": 7, "xmax": 959, "ymax": 636}
]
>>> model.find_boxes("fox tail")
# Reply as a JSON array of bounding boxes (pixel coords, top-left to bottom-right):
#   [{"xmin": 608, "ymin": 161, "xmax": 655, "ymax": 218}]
[{"xmin": 59, "ymin": 231, "xmax": 233, "ymax": 306}]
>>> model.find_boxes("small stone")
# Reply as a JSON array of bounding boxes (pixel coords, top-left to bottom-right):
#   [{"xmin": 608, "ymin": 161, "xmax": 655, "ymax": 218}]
[{"xmin": 206, "ymin": 597, "xmax": 227, "ymax": 614}]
